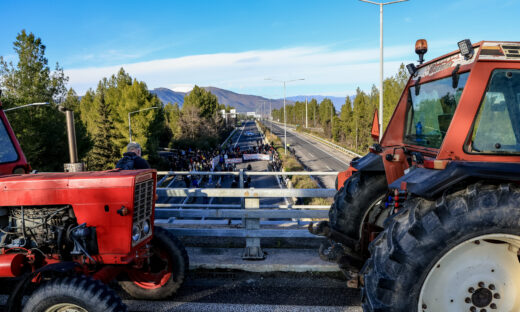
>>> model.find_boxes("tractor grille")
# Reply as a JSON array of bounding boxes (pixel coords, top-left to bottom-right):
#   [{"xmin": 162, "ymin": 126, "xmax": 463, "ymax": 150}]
[{"xmin": 132, "ymin": 178, "xmax": 154, "ymax": 245}]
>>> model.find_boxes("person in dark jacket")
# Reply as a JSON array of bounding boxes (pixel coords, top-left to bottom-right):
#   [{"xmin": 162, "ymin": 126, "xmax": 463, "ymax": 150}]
[{"xmin": 116, "ymin": 142, "xmax": 151, "ymax": 169}]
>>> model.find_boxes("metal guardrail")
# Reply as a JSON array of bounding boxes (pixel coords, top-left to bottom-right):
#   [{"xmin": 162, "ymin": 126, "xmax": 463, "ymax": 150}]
[
  {"xmin": 269, "ymin": 120, "xmax": 362, "ymax": 158},
  {"xmin": 302, "ymin": 131, "xmax": 362, "ymax": 158},
  {"xmin": 155, "ymin": 170, "xmax": 337, "ymax": 260}
]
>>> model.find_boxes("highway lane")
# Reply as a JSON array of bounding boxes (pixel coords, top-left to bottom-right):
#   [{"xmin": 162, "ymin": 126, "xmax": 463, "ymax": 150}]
[{"xmin": 263, "ymin": 121, "xmax": 352, "ymax": 188}]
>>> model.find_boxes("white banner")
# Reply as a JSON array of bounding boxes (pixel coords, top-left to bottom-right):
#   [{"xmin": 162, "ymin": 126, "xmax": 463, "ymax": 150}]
[
  {"xmin": 242, "ymin": 153, "xmax": 271, "ymax": 161},
  {"xmin": 225, "ymin": 158, "xmax": 243, "ymax": 164}
]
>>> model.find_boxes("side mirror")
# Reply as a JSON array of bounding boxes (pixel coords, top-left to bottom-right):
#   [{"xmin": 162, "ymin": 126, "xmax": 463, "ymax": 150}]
[{"xmin": 371, "ymin": 109, "xmax": 380, "ymax": 142}]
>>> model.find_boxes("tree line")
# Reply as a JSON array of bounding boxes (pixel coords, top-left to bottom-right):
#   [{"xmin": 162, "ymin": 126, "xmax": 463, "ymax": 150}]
[
  {"xmin": 0, "ymin": 30, "xmax": 232, "ymax": 172},
  {"xmin": 271, "ymin": 65, "xmax": 409, "ymax": 153}
]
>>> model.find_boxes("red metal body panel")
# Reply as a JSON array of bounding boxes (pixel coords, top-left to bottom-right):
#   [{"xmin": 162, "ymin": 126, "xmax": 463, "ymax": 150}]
[
  {"xmin": 0, "ymin": 169, "xmax": 157, "ymax": 264},
  {"xmin": 0, "ymin": 105, "xmax": 29, "ymax": 175}
]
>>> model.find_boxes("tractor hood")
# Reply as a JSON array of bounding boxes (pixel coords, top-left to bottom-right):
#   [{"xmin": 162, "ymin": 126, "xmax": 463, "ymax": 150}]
[{"xmin": 0, "ymin": 169, "xmax": 155, "ymax": 206}]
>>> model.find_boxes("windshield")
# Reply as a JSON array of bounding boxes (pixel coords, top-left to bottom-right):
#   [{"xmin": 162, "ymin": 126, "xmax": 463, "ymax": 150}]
[
  {"xmin": 404, "ymin": 72, "xmax": 469, "ymax": 148},
  {"xmin": 0, "ymin": 117, "xmax": 19, "ymax": 164}
]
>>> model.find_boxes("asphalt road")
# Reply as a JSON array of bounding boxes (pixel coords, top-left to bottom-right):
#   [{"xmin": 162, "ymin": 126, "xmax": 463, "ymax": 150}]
[
  {"xmin": 263, "ymin": 121, "xmax": 352, "ymax": 188},
  {"xmin": 122, "ymin": 271, "xmax": 361, "ymax": 312}
]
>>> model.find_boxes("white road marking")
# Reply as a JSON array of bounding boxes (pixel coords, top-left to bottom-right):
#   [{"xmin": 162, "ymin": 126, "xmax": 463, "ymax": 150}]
[{"xmin": 234, "ymin": 125, "xmax": 246, "ymax": 148}]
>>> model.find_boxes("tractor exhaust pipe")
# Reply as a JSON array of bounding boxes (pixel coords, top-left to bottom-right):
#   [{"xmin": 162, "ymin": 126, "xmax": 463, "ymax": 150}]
[{"xmin": 59, "ymin": 106, "xmax": 84, "ymax": 172}]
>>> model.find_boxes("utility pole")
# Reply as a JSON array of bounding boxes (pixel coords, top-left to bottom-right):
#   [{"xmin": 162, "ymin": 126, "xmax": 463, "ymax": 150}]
[
  {"xmin": 359, "ymin": 0, "xmax": 408, "ymax": 141},
  {"xmin": 305, "ymin": 97, "xmax": 308, "ymax": 128},
  {"xmin": 313, "ymin": 102, "xmax": 316, "ymax": 127},
  {"xmin": 265, "ymin": 78, "xmax": 305, "ymax": 154},
  {"xmin": 269, "ymin": 99, "xmax": 272, "ymax": 132}
]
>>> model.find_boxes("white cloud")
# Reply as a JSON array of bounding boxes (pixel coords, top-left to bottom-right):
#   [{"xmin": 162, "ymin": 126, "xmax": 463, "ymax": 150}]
[{"xmin": 65, "ymin": 45, "xmax": 414, "ymax": 96}]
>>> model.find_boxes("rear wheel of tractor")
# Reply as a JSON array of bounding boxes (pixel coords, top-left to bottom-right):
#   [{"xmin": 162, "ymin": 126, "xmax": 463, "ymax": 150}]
[
  {"xmin": 119, "ymin": 227, "xmax": 188, "ymax": 299},
  {"xmin": 23, "ymin": 275, "xmax": 127, "ymax": 312},
  {"xmin": 362, "ymin": 183, "xmax": 520, "ymax": 312},
  {"xmin": 329, "ymin": 172, "xmax": 388, "ymax": 241}
]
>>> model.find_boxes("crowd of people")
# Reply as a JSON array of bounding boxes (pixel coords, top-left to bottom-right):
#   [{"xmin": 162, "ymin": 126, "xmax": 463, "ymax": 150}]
[
  {"xmin": 161, "ymin": 141, "xmax": 275, "ymax": 172},
  {"xmin": 153, "ymin": 139, "xmax": 280, "ymax": 189}
]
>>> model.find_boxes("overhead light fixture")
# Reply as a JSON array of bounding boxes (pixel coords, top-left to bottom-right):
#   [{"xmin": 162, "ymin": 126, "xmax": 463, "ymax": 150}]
[{"xmin": 458, "ymin": 39, "xmax": 474, "ymax": 60}]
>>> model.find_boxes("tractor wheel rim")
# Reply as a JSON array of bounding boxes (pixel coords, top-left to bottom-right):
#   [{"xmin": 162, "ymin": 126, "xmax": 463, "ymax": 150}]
[
  {"xmin": 45, "ymin": 303, "xmax": 88, "ymax": 312},
  {"xmin": 128, "ymin": 246, "xmax": 173, "ymax": 289},
  {"xmin": 418, "ymin": 233, "xmax": 520, "ymax": 312},
  {"xmin": 359, "ymin": 194, "xmax": 385, "ymax": 239}
]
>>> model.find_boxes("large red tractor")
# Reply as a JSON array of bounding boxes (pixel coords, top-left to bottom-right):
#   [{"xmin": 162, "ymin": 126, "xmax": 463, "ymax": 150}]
[
  {"xmin": 0, "ymin": 102, "xmax": 188, "ymax": 311},
  {"xmin": 310, "ymin": 39, "xmax": 520, "ymax": 311}
]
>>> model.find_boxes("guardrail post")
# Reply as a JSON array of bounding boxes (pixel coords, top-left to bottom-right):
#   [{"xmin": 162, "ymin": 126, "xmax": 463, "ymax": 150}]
[
  {"xmin": 242, "ymin": 194, "xmax": 265, "ymax": 260},
  {"xmin": 239, "ymin": 169, "xmax": 245, "ymax": 224}
]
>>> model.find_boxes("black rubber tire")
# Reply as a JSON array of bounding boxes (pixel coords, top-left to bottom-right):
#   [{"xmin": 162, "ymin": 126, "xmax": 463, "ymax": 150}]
[
  {"xmin": 119, "ymin": 227, "xmax": 188, "ymax": 299},
  {"xmin": 23, "ymin": 275, "xmax": 127, "ymax": 312},
  {"xmin": 362, "ymin": 183, "xmax": 520, "ymax": 312},
  {"xmin": 329, "ymin": 172, "xmax": 388, "ymax": 240}
]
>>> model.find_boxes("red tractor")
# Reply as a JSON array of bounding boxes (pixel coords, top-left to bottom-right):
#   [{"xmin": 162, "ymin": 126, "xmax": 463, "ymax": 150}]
[
  {"xmin": 0, "ymin": 102, "xmax": 188, "ymax": 311},
  {"xmin": 311, "ymin": 39, "xmax": 520, "ymax": 311}
]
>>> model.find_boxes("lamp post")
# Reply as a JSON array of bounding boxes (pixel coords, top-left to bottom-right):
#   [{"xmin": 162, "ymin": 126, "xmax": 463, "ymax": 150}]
[
  {"xmin": 265, "ymin": 78, "xmax": 305, "ymax": 154},
  {"xmin": 359, "ymin": 0, "xmax": 408, "ymax": 141},
  {"xmin": 128, "ymin": 107, "xmax": 159, "ymax": 142}
]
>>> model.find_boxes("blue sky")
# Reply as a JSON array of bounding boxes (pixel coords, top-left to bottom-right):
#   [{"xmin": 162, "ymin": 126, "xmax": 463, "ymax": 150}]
[{"xmin": 1, "ymin": 0, "xmax": 519, "ymax": 99}]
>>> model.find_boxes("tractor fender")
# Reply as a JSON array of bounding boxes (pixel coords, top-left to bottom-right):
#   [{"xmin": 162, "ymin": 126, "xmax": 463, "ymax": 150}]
[
  {"xmin": 6, "ymin": 262, "xmax": 81, "ymax": 312},
  {"xmin": 389, "ymin": 161, "xmax": 520, "ymax": 200},
  {"xmin": 351, "ymin": 152, "xmax": 384, "ymax": 173},
  {"xmin": 336, "ymin": 153, "xmax": 384, "ymax": 190}
]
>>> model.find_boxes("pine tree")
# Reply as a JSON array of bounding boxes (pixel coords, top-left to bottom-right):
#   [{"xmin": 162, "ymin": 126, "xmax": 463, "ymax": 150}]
[
  {"xmin": 0, "ymin": 30, "xmax": 69, "ymax": 171},
  {"xmin": 86, "ymin": 86, "xmax": 120, "ymax": 170}
]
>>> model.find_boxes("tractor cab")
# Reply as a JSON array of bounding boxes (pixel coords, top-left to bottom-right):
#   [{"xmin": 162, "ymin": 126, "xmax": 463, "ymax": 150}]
[
  {"xmin": 314, "ymin": 39, "xmax": 520, "ymax": 291},
  {"xmin": 339, "ymin": 39, "xmax": 520, "ymax": 189},
  {"xmin": 0, "ymin": 101, "xmax": 30, "ymax": 175}
]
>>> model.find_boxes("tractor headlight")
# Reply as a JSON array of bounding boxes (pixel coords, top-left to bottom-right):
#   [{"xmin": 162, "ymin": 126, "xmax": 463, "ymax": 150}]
[
  {"xmin": 132, "ymin": 224, "xmax": 141, "ymax": 242},
  {"xmin": 142, "ymin": 220, "xmax": 150, "ymax": 235}
]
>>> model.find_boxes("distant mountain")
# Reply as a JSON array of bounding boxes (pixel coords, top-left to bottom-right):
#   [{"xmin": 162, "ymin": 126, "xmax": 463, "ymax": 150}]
[
  {"xmin": 150, "ymin": 86, "xmax": 353, "ymax": 113},
  {"xmin": 150, "ymin": 87, "xmax": 288, "ymax": 113},
  {"xmin": 150, "ymin": 88, "xmax": 186, "ymax": 105},
  {"xmin": 202, "ymin": 87, "xmax": 287, "ymax": 113}
]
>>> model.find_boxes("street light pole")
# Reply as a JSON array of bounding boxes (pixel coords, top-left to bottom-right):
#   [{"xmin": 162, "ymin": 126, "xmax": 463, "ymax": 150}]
[
  {"xmin": 359, "ymin": 0, "xmax": 408, "ymax": 141},
  {"xmin": 265, "ymin": 78, "xmax": 304, "ymax": 154},
  {"xmin": 128, "ymin": 106, "xmax": 159, "ymax": 142}
]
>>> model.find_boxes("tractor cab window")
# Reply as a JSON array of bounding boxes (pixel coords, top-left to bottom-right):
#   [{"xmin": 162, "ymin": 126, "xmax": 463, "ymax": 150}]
[
  {"xmin": 404, "ymin": 73, "xmax": 469, "ymax": 148},
  {"xmin": 469, "ymin": 69, "xmax": 520, "ymax": 154},
  {"xmin": 0, "ymin": 117, "xmax": 19, "ymax": 164}
]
